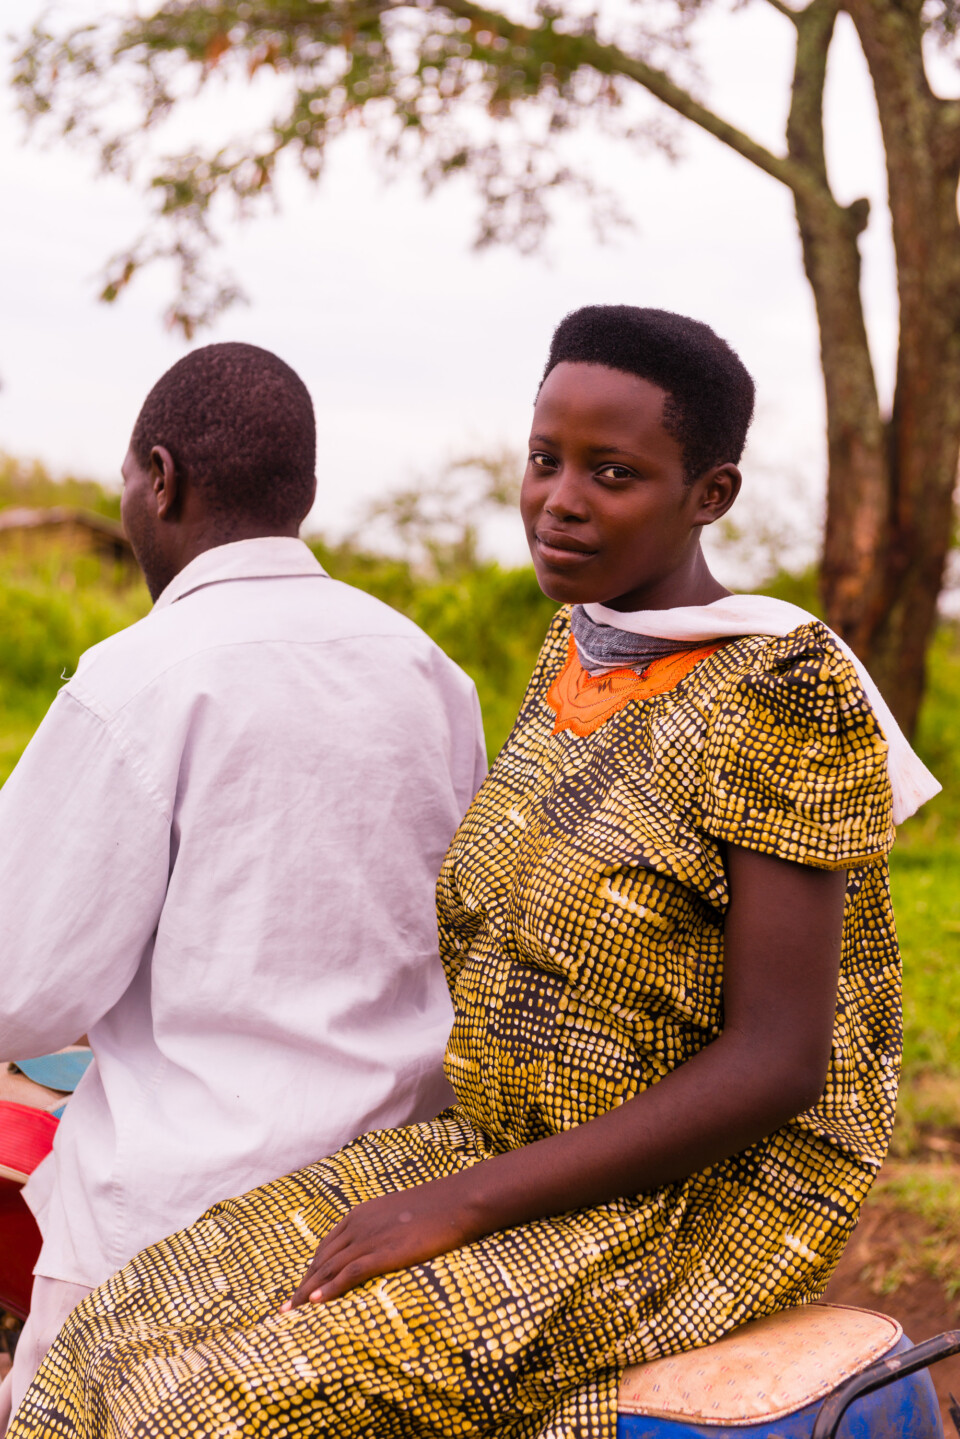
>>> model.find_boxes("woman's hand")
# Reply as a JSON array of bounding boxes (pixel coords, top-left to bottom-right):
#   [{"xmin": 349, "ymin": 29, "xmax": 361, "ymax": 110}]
[
  {"xmin": 282, "ymin": 845, "xmax": 849, "ymax": 1314},
  {"xmin": 280, "ymin": 1176, "xmax": 482, "ymax": 1310}
]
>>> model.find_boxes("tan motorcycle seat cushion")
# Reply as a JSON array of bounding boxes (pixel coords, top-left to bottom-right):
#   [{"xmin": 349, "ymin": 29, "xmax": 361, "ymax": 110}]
[{"xmin": 618, "ymin": 1302, "xmax": 902, "ymax": 1424}]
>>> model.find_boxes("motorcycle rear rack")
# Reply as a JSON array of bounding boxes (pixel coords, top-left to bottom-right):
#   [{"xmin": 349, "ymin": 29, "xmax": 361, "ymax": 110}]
[{"xmin": 811, "ymin": 1330, "xmax": 960, "ymax": 1439}]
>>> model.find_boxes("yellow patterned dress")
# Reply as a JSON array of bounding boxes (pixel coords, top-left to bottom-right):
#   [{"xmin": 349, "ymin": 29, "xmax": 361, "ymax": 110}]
[{"xmin": 11, "ymin": 613, "xmax": 900, "ymax": 1439}]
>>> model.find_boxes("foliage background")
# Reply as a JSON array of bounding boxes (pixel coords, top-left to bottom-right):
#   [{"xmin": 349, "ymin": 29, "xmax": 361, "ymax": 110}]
[{"xmin": 1, "ymin": 453, "xmax": 957, "ymax": 1085}]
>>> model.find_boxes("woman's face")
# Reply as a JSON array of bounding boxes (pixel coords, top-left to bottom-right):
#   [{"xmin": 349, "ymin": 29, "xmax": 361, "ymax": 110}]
[{"xmin": 520, "ymin": 361, "xmax": 738, "ymax": 611}]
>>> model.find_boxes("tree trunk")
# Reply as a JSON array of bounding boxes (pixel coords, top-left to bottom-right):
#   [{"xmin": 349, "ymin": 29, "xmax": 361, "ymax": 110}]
[
  {"xmin": 845, "ymin": 0, "xmax": 960, "ymax": 735},
  {"xmin": 789, "ymin": 0, "xmax": 960, "ymax": 735},
  {"xmin": 785, "ymin": 2, "xmax": 891, "ymax": 651}
]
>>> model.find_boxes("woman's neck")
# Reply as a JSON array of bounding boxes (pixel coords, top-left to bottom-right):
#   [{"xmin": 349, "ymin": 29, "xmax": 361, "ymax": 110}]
[{"xmin": 602, "ymin": 548, "xmax": 728, "ymax": 614}]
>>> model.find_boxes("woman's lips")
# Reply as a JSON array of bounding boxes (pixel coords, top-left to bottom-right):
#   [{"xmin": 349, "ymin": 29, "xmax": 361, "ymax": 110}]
[{"xmin": 534, "ymin": 531, "xmax": 598, "ymax": 565}]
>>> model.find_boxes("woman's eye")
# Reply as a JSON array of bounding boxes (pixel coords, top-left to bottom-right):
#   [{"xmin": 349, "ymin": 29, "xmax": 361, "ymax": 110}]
[
  {"xmin": 596, "ymin": 464, "xmax": 636, "ymax": 482},
  {"xmin": 528, "ymin": 451, "xmax": 558, "ymax": 471}
]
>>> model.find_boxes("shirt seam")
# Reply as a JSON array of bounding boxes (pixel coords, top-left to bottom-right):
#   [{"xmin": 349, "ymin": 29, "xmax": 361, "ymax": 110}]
[
  {"xmin": 59, "ymin": 688, "xmax": 171, "ymax": 822},
  {"xmin": 151, "ymin": 538, "xmax": 327, "ymax": 609},
  {"xmin": 74, "ymin": 629, "xmax": 449, "ymax": 720},
  {"xmin": 161, "ymin": 568, "xmax": 328, "ymax": 609}
]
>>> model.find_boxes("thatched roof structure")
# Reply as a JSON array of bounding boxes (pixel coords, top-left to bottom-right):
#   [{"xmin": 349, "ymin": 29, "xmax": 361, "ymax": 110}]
[{"xmin": 0, "ymin": 507, "xmax": 135, "ymax": 567}]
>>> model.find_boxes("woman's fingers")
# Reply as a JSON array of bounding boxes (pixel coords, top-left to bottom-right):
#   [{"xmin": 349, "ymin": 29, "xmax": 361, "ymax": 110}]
[
  {"xmin": 280, "ymin": 1269, "xmax": 329, "ymax": 1312},
  {"xmin": 286, "ymin": 1221, "xmax": 372, "ymax": 1306},
  {"xmin": 282, "ymin": 1242, "xmax": 366, "ymax": 1310},
  {"xmin": 308, "ymin": 1216, "xmax": 350, "ymax": 1262},
  {"xmin": 277, "ymin": 1222, "xmax": 355, "ymax": 1312},
  {"xmin": 306, "ymin": 1255, "xmax": 378, "ymax": 1304},
  {"xmin": 302, "ymin": 1236, "xmax": 357, "ymax": 1292},
  {"xmin": 307, "ymin": 1227, "xmax": 353, "ymax": 1273}
]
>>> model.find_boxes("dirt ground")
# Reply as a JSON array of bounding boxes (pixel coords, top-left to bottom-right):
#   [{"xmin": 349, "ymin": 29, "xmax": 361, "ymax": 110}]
[{"xmin": 824, "ymin": 1200, "xmax": 960, "ymax": 1433}]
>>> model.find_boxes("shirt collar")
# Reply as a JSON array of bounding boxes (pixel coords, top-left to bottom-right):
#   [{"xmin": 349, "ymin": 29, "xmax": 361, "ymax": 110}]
[{"xmin": 152, "ymin": 537, "xmax": 328, "ymax": 612}]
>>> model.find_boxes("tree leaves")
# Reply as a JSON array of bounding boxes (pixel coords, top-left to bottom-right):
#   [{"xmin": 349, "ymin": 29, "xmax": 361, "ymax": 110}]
[{"xmin": 10, "ymin": 0, "xmax": 677, "ymax": 331}]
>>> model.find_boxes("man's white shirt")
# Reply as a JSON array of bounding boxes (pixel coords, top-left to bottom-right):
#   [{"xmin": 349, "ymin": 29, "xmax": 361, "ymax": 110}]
[{"xmin": 0, "ymin": 538, "xmax": 487, "ymax": 1289}]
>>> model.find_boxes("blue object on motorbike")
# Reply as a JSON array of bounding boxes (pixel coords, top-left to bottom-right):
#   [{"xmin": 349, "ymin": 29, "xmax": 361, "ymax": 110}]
[
  {"xmin": 812, "ymin": 1330, "xmax": 960, "ymax": 1439},
  {"xmin": 617, "ymin": 1334, "xmax": 945, "ymax": 1438},
  {"xmin": 16, "ymin": 1049, "xmax": 92, "ymax": 1094}
]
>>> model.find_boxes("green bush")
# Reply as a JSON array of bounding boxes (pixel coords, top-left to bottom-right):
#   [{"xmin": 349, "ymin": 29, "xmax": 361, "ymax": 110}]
[
  {"xmin": 0, "ymin": 453, "xmax": 122, "ymax": 521},
  {"xmin": 312, "ymin": 540, "xmax": 556, "ymax": 758},
  {"xmin": 0, "ymin": 577, "xmax": 146, "ymax": 698},
  {"xmin": 0, "ymin": 569, "xmax": 149, "ymax": 777}
]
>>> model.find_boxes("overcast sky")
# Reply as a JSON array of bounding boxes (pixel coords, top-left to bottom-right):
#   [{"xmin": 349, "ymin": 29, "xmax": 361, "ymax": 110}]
[{"xmin": 1, "ymin": 0, "xmax": 904, "ymax": 573}]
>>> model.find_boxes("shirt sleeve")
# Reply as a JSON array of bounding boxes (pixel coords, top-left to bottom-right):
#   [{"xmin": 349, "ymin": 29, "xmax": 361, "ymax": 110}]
[
  {"xmin": 0, "ymin": 687, "xmax": 171, "ymax": 1058},
  {"xmin": 698, "ymin": 631, "xmax": 894, "ymax": 869}
]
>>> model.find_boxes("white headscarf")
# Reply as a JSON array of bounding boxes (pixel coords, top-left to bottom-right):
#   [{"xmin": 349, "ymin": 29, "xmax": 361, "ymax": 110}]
[{"xmin": 583, "ymin": 594, "xmax": 941, "ymax": 826}]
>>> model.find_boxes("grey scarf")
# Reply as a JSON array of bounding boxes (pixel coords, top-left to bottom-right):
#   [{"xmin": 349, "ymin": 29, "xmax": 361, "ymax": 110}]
[{"xmin": 570, "ymin": 604, "xmax": 709, "ymax": 676}]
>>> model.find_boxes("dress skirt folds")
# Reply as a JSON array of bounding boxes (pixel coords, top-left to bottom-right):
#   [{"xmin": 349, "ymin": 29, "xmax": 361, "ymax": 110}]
[{"xmin": 10, "ymin": 612, "xmax": 902, "ymax": 1439}]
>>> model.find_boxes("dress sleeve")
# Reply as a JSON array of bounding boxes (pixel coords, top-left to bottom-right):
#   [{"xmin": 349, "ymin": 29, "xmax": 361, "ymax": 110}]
[{"xmin": 698, "ymin": 629, "xmax": 894, "ymax": 869}]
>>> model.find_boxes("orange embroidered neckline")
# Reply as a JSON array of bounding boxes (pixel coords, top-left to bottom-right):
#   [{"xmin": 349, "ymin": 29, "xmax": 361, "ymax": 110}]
[{"xmin": 545, "ymin": 633, "xmax": 724, "ymax": 738}]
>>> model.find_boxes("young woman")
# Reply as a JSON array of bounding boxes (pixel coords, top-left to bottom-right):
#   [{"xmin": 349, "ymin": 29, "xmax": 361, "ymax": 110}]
[{"xmin": 9, "ymin": 307, "xmax": 938, "ymax": 1439}]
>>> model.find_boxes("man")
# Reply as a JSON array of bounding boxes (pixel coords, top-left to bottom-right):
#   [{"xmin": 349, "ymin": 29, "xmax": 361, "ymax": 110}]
[{"xmin": 0, "ymin": 343, "xmax": 487, "ymax": 1426}]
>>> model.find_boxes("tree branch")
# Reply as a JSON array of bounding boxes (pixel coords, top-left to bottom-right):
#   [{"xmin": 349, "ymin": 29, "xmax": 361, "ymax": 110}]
[
  {"xmin": 932, "ymin": 94, "xmax": 960, "ymax": 170},
  {"xmin": 758, "ymin": 0, "xmax": 802, "ymax": 26},
  {"xmin": 435, "ymin": 0, "xmax": 816, "ymax": 197},
  {"xmin": 786, "ymin": 0, "xmax": 838, "ymax": 186},
  {"xmin": 10, "ymin": 0, "xmax": 833, "ymax": 332}
]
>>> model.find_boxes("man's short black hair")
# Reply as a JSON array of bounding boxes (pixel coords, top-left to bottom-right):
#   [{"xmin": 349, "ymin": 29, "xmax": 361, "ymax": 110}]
[
  {"xmin": 131, "ymin": 342, "xmax": 316, "ymax": 528},
  {"xmin": 541, "ymin": 306, "xmax": 755, "ymax": 479}
]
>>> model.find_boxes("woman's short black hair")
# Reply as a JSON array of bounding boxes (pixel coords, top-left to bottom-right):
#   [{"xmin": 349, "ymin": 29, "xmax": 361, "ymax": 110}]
[
  {"xmin": 541, "ymin": 306, "xmax": 755, "ymax": 479},
  {"xmin": 131, "ymin": 342, "xmax": 316, "ymax": 528}
]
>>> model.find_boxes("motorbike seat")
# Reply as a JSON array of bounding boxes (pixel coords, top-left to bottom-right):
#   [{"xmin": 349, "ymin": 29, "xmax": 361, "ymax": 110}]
[{"xmin": 616, "ymin": 1302, "xmax": 943, "ymax": 1437}]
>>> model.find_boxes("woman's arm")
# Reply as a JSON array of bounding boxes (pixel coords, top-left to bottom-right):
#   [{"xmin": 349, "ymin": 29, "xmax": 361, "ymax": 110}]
[{"xmin": 283, "ymin": 845, "xmax": 848, "ymax": 1309}]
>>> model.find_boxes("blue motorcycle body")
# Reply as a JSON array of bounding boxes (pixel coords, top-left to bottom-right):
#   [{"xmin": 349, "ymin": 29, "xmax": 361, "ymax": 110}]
[{"xmin": 617, "ymin": 1335, "xmax": 945, "ymax": 1439}]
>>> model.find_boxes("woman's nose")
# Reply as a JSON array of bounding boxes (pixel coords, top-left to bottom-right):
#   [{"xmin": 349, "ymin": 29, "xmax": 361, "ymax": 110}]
[{"xmin": 545, "ymin": 472, "xmax": 589, "ymax": 521}]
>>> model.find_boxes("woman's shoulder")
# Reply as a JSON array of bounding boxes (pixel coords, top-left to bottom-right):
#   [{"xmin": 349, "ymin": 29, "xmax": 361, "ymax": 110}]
[
  {"xmin": 744, "ymin": 616, "xmax": 858, "ymax": 673},
  {"xmin": 710, "ymin": 619, "xmax": 880, "ymax": 732},
  {"xmin": 518, "ymin": 611, "xmax": 870, "ymax": 736},
  {"xmin": 699, "ymin": 620, "xmax": 894, "ymax": 869}
]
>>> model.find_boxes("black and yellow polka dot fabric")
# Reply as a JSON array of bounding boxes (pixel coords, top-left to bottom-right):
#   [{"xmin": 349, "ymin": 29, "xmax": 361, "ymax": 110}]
[{"xmin": 10, "ymin": 614, "xmax": 900, "ymax": 1439}]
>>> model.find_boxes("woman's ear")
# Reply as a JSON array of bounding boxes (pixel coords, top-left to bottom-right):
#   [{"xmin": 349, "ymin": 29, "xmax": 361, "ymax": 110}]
[
  {"xmin": 149, "ymin": 446, "xmax": 179, "ymax": 521},
  {"xmin": 693, "ymin": 464, "xmax": 742, "ymax": 527}
]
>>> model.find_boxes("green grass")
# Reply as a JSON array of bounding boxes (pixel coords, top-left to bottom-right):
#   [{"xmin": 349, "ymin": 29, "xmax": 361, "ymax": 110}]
[
  {"xmin": 0, "ymin": 545, "xmax": 150, "ymax": 781},
  {"xmin": 0, "ymin": 567, "xmax": 148, "ymax": 761},
  {"xmin": 759, "ymin": 569, "xmax": 960, "ymax": 1088},
  {"xmin": 887, "ymin": 624, "xmax": 960, "ymax": 1080},
  {"xmin": 889, "ymin": 1072, "xmax": 960, "ymax": 1156},
  {"xmin": 890, "ymin": 848, "xmax": 960, "ymax": 1075}
]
